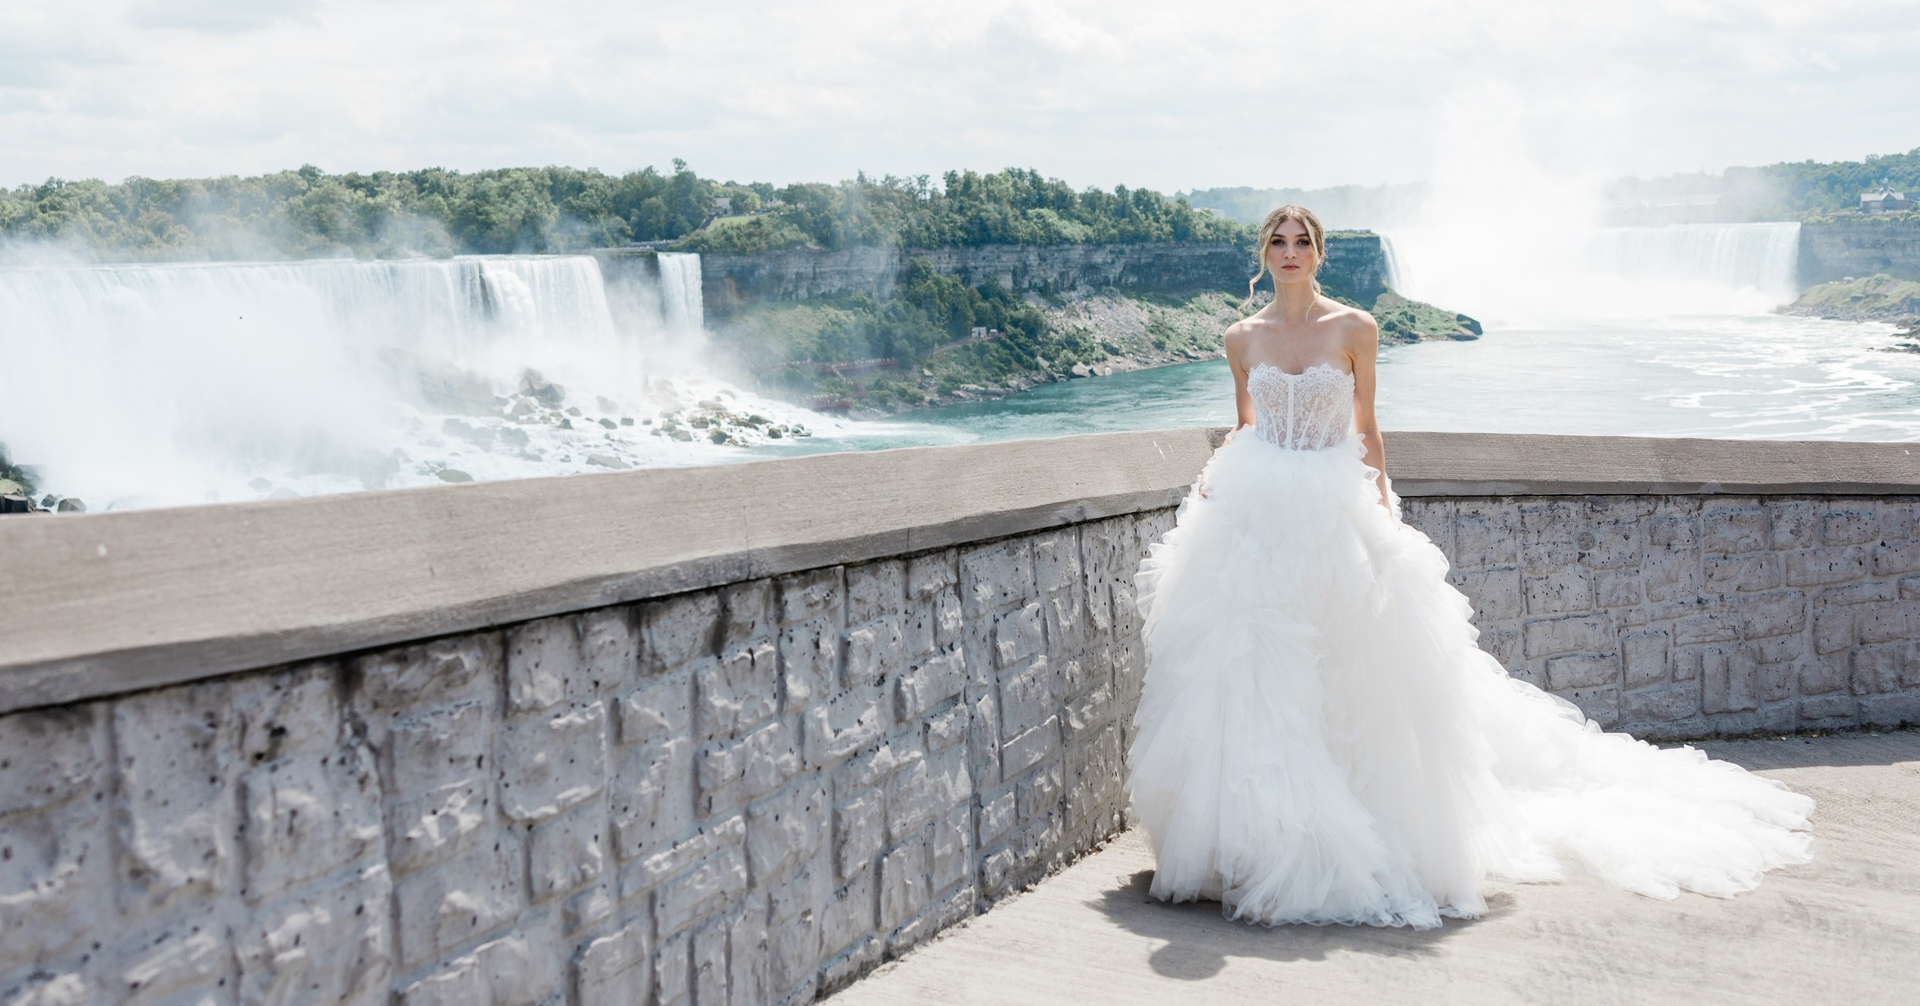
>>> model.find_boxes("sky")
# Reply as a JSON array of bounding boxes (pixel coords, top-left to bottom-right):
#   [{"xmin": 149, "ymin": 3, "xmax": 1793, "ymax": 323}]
[{"xmin": 3, "ymin": 0, "xmax": 1918, "ymax": 193}]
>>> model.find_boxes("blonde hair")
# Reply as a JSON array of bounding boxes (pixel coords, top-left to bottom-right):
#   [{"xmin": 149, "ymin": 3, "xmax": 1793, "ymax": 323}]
[{"xmin": 1247, "ymin": 204, "xmax": 1327, "ymax": 305}]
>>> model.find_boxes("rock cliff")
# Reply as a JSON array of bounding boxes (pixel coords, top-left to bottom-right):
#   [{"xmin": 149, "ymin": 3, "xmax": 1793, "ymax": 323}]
[
  {"xmin": 1798, "ymin": 219, "xmax": 1920, "ymax": 286},
  {"xmin": 698, "ymin": 236, "xmax": 1394, "ymax": 316}
]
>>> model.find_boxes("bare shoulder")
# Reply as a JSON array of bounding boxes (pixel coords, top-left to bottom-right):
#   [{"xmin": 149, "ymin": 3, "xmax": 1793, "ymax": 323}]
[
  {"xmin": 1320, "ymin": 299, "xmax": 1379, "ymax": 355},
  {"xmin": 1222, "ymin": 318, "xmax": 1253, "ymax": 363}
]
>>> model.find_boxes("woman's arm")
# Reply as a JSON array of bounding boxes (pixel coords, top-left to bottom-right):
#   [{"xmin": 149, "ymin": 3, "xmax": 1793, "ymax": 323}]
[
  {"xmin": 1347, "ymin": 314, "xmax": 1391, "ymax": 511},
  {"xmin": 1225, "ymin": 323, "xmax": 1256, "ymax": 432},
  {"xmin": 1199, "ymin": 324, "xmax": 1256, "ymax": 501}
]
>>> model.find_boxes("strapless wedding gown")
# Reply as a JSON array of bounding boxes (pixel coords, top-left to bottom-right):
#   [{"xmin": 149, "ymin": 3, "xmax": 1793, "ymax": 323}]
[{"xmin": 1127, "ymin": 362, "xmax": 1813, "ymax": 929}]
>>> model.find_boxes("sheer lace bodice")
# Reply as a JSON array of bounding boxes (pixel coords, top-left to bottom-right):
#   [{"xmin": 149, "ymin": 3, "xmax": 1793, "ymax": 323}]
[{"xmin": 1248, "ymin": 362, "xmax": 1355, "ymax": 450}]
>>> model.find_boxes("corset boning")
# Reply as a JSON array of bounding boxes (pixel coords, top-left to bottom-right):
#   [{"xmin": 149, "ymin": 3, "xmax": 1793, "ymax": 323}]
[{"xmin": 1247, "ymin": 362, "xmax": 1355, "ymax": 451}]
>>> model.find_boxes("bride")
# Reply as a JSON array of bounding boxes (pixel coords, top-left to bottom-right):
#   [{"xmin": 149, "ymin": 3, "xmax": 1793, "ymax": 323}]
[{"xmin": 1125, "ymin": 205, "xmax": 1814, "ymax": 929}]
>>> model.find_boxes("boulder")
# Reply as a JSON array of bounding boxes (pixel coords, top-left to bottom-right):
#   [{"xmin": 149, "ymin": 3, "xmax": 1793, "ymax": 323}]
[
  {"xmin": 437, "ymin": 469, "xmax": 475, "ymax": 483},
  {"xmin": 586, "ymin": 453, "xmax": 631, "ymax": 470},
  {"xmin": 403, "ymin": 354, "xmax": 498, "ymax": 416},
  {"xmin": 518, "ymin": 369, "xmax": 567, "ymax": 407},
  {"xmin": 442, "ymin": 417, "xmax": 497, "ymax": 447},
  {"xmin": 55, "ymin": 497, "xmax": 86, "ymax": 513}
]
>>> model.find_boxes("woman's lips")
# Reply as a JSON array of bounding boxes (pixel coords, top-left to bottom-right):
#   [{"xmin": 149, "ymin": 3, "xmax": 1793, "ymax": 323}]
[{"xmin": 1281, "ymin": 265, "xmax": 1300, "ymax": 270}]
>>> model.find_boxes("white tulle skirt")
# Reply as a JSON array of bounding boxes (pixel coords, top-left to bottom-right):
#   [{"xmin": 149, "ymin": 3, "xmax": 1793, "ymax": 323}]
[{"xmin": 1128, "ymin": 432, "xmax": 1814, "ymax": 929}]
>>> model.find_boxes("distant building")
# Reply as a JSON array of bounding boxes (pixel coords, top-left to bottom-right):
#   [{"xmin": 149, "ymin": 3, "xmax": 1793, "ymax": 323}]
[
  {"xmin": 1860, "ymin": 188, "xmax": 1912, "ymax": 213},
  {"xmin": 713, "ymin": 197, "xmax": 733, "ymax": 215}
]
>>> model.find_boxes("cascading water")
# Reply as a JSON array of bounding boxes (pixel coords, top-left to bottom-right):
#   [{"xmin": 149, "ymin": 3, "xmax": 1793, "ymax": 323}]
[
  {"xmin": 1378, "ymin": 234, "xmax": 1406, "ymax": 294},
  {"xmin": 656, "ymin": 253, "xmax": 704, "ymax": 335},
  {"xmin": 1582, "ymin": 223, "xmax": 1802, "ymax": 305},
  {"xmin": 1384, "ymin": 221, "xmax": 1804, "ymax": 323},
  {"xmin": 0, "ymin": 252, "xmax": 823, "ymax": 510}
]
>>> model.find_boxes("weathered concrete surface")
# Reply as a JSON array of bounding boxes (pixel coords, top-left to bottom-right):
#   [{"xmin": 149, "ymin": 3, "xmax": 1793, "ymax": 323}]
[
  {"xmin": 9, "ymin": 430, "xmax": 1920, "ymax": 715},
  {"xmin": 0, "ymin": 428, "xmax": 1211, "ymax": 713},
  {"xmin": 828, "ymin": 730, "xmax": 1920, "ymax": 1006}
]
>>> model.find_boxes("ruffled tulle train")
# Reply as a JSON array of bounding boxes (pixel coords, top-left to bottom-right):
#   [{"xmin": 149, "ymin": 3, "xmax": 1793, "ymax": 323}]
[{"xmin": 1128, "ymin": 433, "xmax": 1814, "ymax": 929}]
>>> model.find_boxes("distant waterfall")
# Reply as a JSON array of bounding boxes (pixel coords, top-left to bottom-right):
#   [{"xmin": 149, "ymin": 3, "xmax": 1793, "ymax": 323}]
[
  {"xmin": 0, "ymin": 252, "xmax": 782, "ymax": 510},
  {"xmin": 1586, "ymin": 222, "xmax": 1801, "ymax": 303},
  {"xmin": 1384, "ymin": 220, "xmax": 1804, "ymax": 322},
  {"xmin": 1378, "ymin": 234, "xmax": 1406, "ymax": 292},
  {"xmin": 656, "ymin": 252, "xmax": 704, "ymax": 334}
]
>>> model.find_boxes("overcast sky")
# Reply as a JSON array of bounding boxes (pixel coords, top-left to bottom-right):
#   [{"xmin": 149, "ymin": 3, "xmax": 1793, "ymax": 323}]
[{"xmin": 3, "ymin": 0, "xmax": 1917, "ymax": 193}]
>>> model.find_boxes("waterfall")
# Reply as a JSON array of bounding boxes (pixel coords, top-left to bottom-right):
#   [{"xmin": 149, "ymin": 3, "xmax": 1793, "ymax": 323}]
[
  {"xmin": 0, "ymin": 252, "xmax": 795, "ymax": 510},
  {"xmin": 656, "ymin": 253, "xmax": 704, "ymax": 334},
  {"xmin": 1384, "ymin": 221, "xmax": 1804, "ymax": 323},
  {"xmin": 1585, "ymin": 222, "xmax": 1801, "ymax": 304},
  {"xmin": 1378, "ymin": 233, "xmax": 1406, "ymax": 293}
]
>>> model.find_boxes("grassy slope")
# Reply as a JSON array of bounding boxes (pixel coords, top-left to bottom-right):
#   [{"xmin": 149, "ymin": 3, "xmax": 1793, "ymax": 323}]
[{"xmin": 1780, "ymin": 274, "xmax": 1920, "ymax": 327}]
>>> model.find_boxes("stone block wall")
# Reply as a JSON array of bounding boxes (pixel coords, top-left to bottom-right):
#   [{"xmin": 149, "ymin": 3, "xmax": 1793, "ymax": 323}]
[
  {"xmin": 0, "ymin": 514, "xmax": 1166, "ymax": 1006},
  {"xmin": 10, "ymin": 467, "xmax": 1920, "ymax": 1005},
  {"xmin": 1403, "ymin": 494, "xmax": 1920, "ymax": 738}
]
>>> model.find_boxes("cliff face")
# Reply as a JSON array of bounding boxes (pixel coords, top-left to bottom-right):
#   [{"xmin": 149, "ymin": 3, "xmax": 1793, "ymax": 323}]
[
  {"xmin": 698, "ymin": 236, "xmax": 1393, "ymax": 316},
  {"xmin": 1799, "ymin": 219, "xmax": 1920, "ymax": 286}
]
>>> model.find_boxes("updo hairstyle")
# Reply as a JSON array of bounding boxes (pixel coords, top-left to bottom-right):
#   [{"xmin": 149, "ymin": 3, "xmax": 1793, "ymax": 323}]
[{"xmin": 1247, "ymin": 204, "xmax": 1327, "ymax": 304}]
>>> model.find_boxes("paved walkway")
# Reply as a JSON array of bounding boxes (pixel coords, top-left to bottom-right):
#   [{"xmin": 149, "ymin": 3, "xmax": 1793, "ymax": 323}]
[{"xmin": 830, "ymin": 731, "xmax": 1920, "ymax": 1005}]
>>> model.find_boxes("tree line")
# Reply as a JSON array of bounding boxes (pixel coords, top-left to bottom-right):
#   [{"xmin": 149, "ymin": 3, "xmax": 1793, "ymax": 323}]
[
  {"xmin": 0, "ymin": 162, "xmax": 1244, "ymax": 261},
  {"xmin": 1725, "ymin": 146, "xmax": 1920, "ymax": 219}
]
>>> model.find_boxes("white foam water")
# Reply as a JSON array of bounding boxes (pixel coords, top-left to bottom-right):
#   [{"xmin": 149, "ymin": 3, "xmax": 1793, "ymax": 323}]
[
  {"xmin": 657, "ymin": 253, "xmax": 704, "ymax": 336},
  {"xmin": 1385, "ymin": 222, "xmax": 1804, "ymax": 324},
  {"xmin": 0, "ymin": 253, "xmax": 838, "ymax": 510}
]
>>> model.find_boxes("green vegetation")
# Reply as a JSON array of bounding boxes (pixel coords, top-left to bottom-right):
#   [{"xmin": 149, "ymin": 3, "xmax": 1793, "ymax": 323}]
[
  {"xmin": 714, "ymin": 286, "xmax": 1258, "ymax": 414},
  {"xmin": 1781, "ymin": 274, "xmax": 1920, "ymax": 324},
  {"xmin": 685, "ymin": 168, "xmax": 1244, "ymax": 254},
  {"xmin": 0, "ymin": 161, "xmax": 752, "ymax": 259},
  {"xmin": 1183, "ymin": 183, "xmax": 1425, "ymax": 226},
  {"xmin": 1354, "ymin": 291, "xmax": 1481, "ymax": 344},
  {"xmin": 1608, "ymin": 147, "xmax": 1920, "ymax": 222},
  {"xmin": 1, "ymin": 162, "xmax": 1244, "ymax": 261},
  {"xmin": 1725, "ymin": 148, "xmax": 1920, "ymax": 219},
  {"xmin": 714, "ymin": 260, "xmax": 1061, "ymax": 411}
]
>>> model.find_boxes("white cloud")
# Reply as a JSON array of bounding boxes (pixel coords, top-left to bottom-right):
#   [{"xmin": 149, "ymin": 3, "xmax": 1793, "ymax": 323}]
[{"xmin": 0, "ymin": 0, "xmax": 1915, "ymax": 190}]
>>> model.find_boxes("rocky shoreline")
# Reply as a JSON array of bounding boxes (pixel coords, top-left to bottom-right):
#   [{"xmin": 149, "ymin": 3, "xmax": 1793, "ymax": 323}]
[
  {"xmin": 792, "ymin": 289, "xmax": 1483, "ymax": 418},
  {"xmin": 0, "ymin": 446, "xmax": 84, "ymax": 514},
  {"xmin": 1777, "ymin": 274, "xmax": 1920, "ymax": 334}
]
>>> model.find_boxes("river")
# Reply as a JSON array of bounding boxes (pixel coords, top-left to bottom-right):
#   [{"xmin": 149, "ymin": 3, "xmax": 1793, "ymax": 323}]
[
  {"xmin": 2, "ymin": 222, "xmax": 1915, "ymax": 511},
  {"xmin": 747, "ymin": 311, "xmax": 1917, "ymax": 465}
]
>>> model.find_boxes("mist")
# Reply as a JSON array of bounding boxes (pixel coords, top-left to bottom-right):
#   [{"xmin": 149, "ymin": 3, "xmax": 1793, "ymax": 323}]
[{"xmin": 0, "ymin": 248, "xmax": 822, "ymax": 510}]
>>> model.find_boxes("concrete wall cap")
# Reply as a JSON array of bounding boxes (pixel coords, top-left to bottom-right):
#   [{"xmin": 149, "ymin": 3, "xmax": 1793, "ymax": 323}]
[{"xmin": 4, "ymin": 428, "xmax": 1917, "ymax": 713}]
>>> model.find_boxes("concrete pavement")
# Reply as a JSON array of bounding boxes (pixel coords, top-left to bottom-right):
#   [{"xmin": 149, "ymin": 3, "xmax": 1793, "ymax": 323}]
[{"xmin": 829, "ymin": 730, "xmax": 1920, "ymax": 1005}]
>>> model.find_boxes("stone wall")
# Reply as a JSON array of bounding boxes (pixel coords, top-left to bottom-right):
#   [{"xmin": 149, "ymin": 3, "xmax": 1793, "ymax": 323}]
[
  {"xmin": 1400, "ymin": 495, "xmax": 1920, "ymax": 738},
  {"xmin": 7, "ymin": 431, "xmax": 1920, "ymax": 1005},
  {"xmin": 0, "ymin": 514, "xmax": 1166, "ymax": 1006},
  {"xmin": 697, "ymin": 236, "xmax": 1390, "ymax": 318},
  {"xmin": 1799, "ymin": 219, "xmax": 1920, "ymax": 285}
]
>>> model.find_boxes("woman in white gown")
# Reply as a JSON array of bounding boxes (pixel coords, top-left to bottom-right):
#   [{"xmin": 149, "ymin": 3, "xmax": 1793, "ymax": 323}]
[{"xmin": 1126, "ymin": 205, "xmax": 1814, "ymax": 930}]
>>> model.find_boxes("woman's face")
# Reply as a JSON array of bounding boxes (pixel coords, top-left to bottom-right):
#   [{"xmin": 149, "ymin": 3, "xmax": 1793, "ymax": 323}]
[{"xmin": 1266, "ymin": 219, "xmax": 1318, "ymax": 286}]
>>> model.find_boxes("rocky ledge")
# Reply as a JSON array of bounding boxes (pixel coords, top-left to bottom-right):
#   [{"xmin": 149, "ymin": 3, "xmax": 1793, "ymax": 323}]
[{"xmin": 1778, "ymin": 274, "xmax": 1920, "ymax": 334}]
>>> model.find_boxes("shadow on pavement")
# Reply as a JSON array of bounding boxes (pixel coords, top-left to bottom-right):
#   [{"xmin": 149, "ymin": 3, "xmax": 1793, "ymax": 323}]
[
  {"xmin": 1089, "ymin": 868, "xmax": 1510, "ymax": 980},
  {"xmin": 1696, "ymin": 728, "xmax": 1920, "ymax": 771}
]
